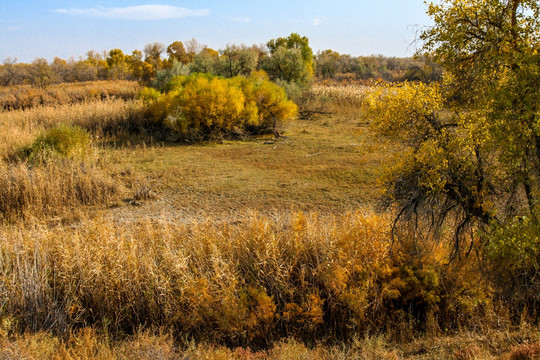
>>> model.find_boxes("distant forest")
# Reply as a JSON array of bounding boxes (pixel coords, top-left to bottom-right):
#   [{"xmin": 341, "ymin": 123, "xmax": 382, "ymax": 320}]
[{"xmin": 0, "ymin": 38, "xmax": 442, "ymax": 88}]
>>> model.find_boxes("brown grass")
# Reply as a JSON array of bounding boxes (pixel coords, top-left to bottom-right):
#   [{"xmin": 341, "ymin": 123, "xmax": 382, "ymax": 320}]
[
  {"xmin": 104, "ymin": 112, "xmax": 397, "ymax": 222},
  {"xmin": 0, "ymin": 160, "xmax": 120, "ymax": 221},
  {"xmin": 0, "ymin": 99, "xmax": 146, "ymax": 157},
  {"xmin": 0, "ymin": 328, "xmax": 538, "ymax": 359},
  {"xmin": 0, "ymin": 211, "xmax": 496, "ymax": 347},
  {"xmin": 0, "ymin": 86, "xmax": 536, "ymax": 358},
  {"xmin": 0, "ymin": 80, "xmax": 140, "ymax": 110}
]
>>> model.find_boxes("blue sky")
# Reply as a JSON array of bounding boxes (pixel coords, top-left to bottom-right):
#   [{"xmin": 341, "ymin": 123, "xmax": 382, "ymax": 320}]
[{"xmin": 0, "ymin": 1, "xmax": 433, "ymax": 62}]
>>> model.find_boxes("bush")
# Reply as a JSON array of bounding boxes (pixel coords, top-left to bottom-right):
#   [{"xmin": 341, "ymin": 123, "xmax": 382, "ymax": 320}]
[
  {"xmin": 140, "ymin": 72, "xmax": 297, "ymax": 139},
  {"xmin": 16, "ymin": 124, "xmax": 90, "ymax": 163}
]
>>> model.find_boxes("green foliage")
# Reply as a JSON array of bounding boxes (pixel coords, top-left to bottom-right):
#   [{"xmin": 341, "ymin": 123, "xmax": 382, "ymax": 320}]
[
  {"xmin": 189, "ymin": 48, "xmax": 220, "ymax": 75},
  {"xmin": 263, "ymin": 33, "xmax": 314, "ymax": 86},
  {"xmin": 316, "ymin": 49, "xmax": 341, "ymax": 79},
  {"xmin": 483, "ymin": 217, "xmax": 540, "ymax": 314},
  {"xmin": 17, "ymin": 124, "xmax": 90, "ymax": 163},
  {"xmin": 267, "ymin": 33, "xmax": 314, "ymax": 76},
  {"xmin": 151, "ymin": 59, "xmax": 189, "ymax": 90},
  {"xmin": 142, "ymin": 72, "xmax": 297, "ymax": 139},
  {"xmin": 217, "ymin": 44, "xmax": 259, "ymax": 78},
  {"xmin": 260, "ymin": 46, "xmax": 312, "ymax": 87}
]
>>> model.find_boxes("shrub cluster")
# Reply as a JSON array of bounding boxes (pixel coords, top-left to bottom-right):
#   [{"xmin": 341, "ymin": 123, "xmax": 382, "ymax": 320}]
[
  {"xmin": 0, "ymin": 125, "xmax": 120, "ymax": 221},
  {"xmin": 140, "ymin": 72, "xmax": 297, "ymax": 139}
]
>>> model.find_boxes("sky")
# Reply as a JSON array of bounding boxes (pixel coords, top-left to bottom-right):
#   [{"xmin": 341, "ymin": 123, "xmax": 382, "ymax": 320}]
[{"xmin": 0, "ymin": 1, "xmax": 434, "ymax": 63}]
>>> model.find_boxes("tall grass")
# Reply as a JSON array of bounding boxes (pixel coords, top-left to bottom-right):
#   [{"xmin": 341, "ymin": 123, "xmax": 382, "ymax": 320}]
[
  {"xmin": 0, "ymin": 99, "xmax": 146, "ymax": 157},
  {"xmin": 309, "ymin": 85, "xmax": 369, "ymax": 111},
  {"xmin": 0, "ymin": 212, "xmax": 493, "ymax": 346},
  {"xmin": 0, "ymin": 81, "xmax": 140, "ymax": 110},
  {"xmin": 0, "ymin": 160, "xmax": 120, "ymax": 221},
  {"xmin": 0, "ymin": 100, "xmax": 139, "ymax": 221}
]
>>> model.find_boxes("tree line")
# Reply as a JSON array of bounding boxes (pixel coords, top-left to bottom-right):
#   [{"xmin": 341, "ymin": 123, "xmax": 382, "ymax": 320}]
[{"xmin": 0, "ymin": 33, "xmax": 440, "ymax": 88}]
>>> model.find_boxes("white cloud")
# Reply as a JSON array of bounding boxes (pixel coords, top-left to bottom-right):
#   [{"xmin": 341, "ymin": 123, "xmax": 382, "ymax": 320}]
[
  {"xmin": 7, "ymin": 26, "xmax": 23, "ymax": 31},
  {"xmin": 233, "ymin": 17, "xmax": 250, "ymax": 23},
  {"xmin": 312, "ymin": 17, "xmax": 326, "ymax": 26},
  {"xmin": 54, "ymin": 5, "xmax": 209, "ymax": 21}
]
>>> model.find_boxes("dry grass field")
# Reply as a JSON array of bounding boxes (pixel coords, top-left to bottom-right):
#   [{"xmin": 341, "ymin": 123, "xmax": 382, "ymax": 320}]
[
  {"xmin": 0, "ymin": 80, "xmax": 140, "ymax": 110},
  {"xmin": 0, "ymin": 82, "xmax": 538, "ymax": 359}
]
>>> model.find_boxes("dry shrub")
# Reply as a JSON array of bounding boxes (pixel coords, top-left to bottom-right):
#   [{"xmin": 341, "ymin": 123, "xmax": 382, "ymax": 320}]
[
  {"xmin": 0, "ymin": 212, "xmax": 492, "ymax": 346},
  {"xmin": 0, "ymin": 160, "xmax": 120, "ymax": 220},
  {"xmin": 0, "ymin": 81, "xmax": 140, "ymax": 110}
]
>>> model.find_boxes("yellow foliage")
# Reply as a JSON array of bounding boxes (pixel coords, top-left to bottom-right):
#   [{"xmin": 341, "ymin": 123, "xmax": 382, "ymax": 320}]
[{"xmin": 142, "ymin": 72, "xmax": 297, "ymax": 138}]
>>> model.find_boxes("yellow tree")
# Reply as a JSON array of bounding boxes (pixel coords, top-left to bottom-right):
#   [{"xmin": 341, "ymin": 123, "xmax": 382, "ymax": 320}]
[
  {"xmin": 166, "ymin": 41, "xmax": 191, "ymax": 65},
  {"xmin": 366, "ymin": 0, "xmax": 540, "ymax": 256},
  {"xmin": 106, "ymin": 49, "xmax": 129, "ymax": 79}
]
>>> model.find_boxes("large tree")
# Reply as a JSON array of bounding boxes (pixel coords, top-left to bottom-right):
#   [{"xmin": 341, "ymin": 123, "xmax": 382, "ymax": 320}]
[
  {"xmin": 263, "ymin": 33, "xmax": 314, "ymax": 85},
  {"xmin": 366, "ymin": 0, "xmax": 540, "ymax": 256}
]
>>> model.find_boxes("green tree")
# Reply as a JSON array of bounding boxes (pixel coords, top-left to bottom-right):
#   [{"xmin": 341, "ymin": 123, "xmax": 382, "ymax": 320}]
[
  {"xmin": 315, "ymin": 50, "xmax": 341, "ymax": 79},
  {"xmin": 189, "ymin": 48, "xmax": 220, "ymax": 74},
  {"xmin": 266, "ymin": 33, "xmax": 314, "ymax": 76},
  {"xmin": 217, "ymin": 44, "xmax": 259, "ymax": 78},
  {"xmin": 260, "ymin": 46, "xmax": 311, "ymax": 86}
]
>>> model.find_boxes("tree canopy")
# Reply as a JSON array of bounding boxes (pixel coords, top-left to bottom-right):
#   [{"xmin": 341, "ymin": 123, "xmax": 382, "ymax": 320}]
[{"xmin": 365, "ymin": 0, "xmax": 540, "ymax": 257}]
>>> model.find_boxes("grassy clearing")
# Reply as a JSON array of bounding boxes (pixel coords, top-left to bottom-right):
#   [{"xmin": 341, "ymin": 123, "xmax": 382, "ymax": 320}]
[{"xmin": 107, "ymin": 112, "xmax": 396, "ymax": 221}]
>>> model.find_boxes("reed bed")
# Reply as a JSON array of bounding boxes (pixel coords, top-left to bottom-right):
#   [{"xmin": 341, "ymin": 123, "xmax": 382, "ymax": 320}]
[
  {"xmin": 0, "ymin": 212, "xmax": 493, "ymax": 347},
  {"xmin": 309, "ymin": 85, "xmax": 369, "ymax": 109},
  {"xmin": 0, "ymin": 81, "xmax": 140, "ymax": 110},
  {"xmin": 0, "ymin": 99, "xmax": 146, "ymax": 157},
  {"xmin": 0, "ymin": 160, "xmax": 120, "ymax": 221}
]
